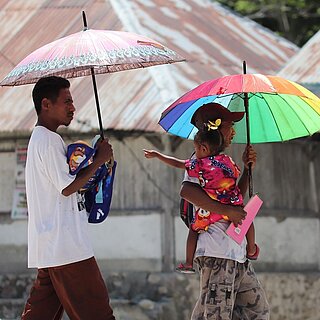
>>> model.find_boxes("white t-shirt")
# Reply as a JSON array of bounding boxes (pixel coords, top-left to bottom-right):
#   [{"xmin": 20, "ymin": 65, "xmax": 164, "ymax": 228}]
[
  {"xmin": 25, "ymin": 126, "xmax": 94, "ymax": 268},
  {"xmin": 183, "ymin": 170, "xmax": 246, "ymax": 263}
]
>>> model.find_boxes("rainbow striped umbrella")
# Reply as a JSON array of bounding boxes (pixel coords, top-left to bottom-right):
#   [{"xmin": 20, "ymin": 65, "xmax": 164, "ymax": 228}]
[{"xmin": 159, "ymin": 74, "xmax": 320, "ymax": 144}]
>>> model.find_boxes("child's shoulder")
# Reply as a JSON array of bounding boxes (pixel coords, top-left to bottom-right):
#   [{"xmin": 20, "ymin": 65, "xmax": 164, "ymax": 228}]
[
  {"xmin": 216, "ymin": 154, "xmax": 240, "ymax": 169},
  {"xmin": 215, "ymin": 153, "xmax": 234, "ymax": 162}
]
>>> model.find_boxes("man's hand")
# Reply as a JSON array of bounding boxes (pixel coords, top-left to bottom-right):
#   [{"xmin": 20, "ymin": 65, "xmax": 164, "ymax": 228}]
[
  {"xmin": 225, "ymin": 205, "xmax": 246, "ymax": 227},
  {"xmin": 62, "ymin": 138, "xmax": 113, "ymax": 197},
  {"xmin": 143, "ymin": 149, "xmax": 159, "ymax": 159},
  {"xmin": 95, "ymin": 139, "xmax": 113, "ymax": 166},
  {"xmin": 242, "ymin": 145, "xmax": 257, "ymax": 169}
]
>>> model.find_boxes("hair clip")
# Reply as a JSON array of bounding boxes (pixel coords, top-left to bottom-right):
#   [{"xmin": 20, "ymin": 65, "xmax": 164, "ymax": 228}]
[{"xmin": 205, "ymin": 118, "xmax": 221, "ymax": 131}]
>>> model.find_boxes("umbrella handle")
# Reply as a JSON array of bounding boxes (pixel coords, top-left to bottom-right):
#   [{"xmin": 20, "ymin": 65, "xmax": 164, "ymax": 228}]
[
  {"xmin": 92, "ymin": 135, "xmax": 115, "ymax": 168},
  {"xmin": 248, "ymin": 163, "xmax": 253, "ymax": 198}
]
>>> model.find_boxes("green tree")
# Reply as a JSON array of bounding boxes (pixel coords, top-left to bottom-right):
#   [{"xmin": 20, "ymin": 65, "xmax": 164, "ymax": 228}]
[{"xmin": 215, "ymin": 0, "xmax": 320, "ymax": 47}]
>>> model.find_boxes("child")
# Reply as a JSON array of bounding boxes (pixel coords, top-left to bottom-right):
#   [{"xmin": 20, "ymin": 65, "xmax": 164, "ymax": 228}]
[{"xmin": 144, "ymin": 119, "xmax": 259, "ymax": 273}]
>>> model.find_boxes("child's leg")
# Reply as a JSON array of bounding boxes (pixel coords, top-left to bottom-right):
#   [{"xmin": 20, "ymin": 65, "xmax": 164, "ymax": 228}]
[{"xmin": 186, "ymin": 228, "xmax": 198, "ymax": 266}]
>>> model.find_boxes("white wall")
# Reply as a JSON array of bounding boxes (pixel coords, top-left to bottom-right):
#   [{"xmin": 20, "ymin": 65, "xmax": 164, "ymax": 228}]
[
  {"xmin": 0, "ymin": 136, "xmax": 319, "ymax": 273},
  {"xmin": 88, "ymin": 213, "xmax": 161, "ymax": 259}
]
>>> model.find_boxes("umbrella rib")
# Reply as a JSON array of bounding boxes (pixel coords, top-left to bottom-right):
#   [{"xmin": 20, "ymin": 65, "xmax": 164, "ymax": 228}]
[
  {"xmin": 262, "ymin": 94, "xmax": 284, "ymax": 141},
  {"xmin": 262, "ymin": 93, "xmax": 314, "ymax": 141},
  {"xmin": 231, "ymin": 93, "xmax": 243, "ymax": 101},
  {"xmin": 285, "ymin": 96, "xmax": 316, "ymax": 135}
]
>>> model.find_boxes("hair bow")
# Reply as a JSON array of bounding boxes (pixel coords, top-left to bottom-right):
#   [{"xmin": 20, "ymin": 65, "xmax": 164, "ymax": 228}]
[{"xmin": 206, "ymin": 118, "xmax": 221, "ymax": 131}]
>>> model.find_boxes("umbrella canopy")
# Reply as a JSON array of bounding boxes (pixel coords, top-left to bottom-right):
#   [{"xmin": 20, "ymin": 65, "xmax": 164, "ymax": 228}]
[
  {"xmin": 0, "ymin": 29, "xmax": 185, "ymax": 86},
  {"xmin": 0, "ymin": 11, "xmax": 185, "ymax": 140},
  {"xmin": 159, "ymin": 74, "xmax": 320, "ymax": 143}
]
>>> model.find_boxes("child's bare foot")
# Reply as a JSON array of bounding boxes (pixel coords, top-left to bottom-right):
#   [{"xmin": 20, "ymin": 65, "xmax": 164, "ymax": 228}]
[
  {"xmin": 246, "ymin": 244, "xmax": 260, "ymax": 260},
  {"xmin": 175, "ymin": 262, "xmax": 195, "ymax": 274}
]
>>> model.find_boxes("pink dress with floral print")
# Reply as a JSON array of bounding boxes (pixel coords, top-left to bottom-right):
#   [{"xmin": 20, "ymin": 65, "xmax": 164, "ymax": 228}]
[{"xmin": 185, "ymin": 154, "xmax": 243, "ymax": 232}]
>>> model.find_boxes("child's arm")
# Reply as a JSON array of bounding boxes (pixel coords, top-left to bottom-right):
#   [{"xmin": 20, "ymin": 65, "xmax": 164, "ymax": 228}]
[
  {"xmin": 238, "ymin": 145, "xmax": 257, "ymax": 197},
  {"xmin": 143, "ymin": 149, "xmax": 185, "ymax": 169}
]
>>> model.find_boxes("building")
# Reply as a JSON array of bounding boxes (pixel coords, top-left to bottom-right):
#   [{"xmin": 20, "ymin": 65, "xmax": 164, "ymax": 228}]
[
  {"xmin": 1, "ymin": 1, "xmax": 319, "ymax": 319},
  {"xmin": 278, "ymin": 29, "xmax": 320, "ymax": 96}
]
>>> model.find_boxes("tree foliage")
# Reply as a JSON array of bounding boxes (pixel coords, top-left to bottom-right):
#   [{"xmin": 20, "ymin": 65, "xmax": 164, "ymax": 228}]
[{"xmin": 215, "ymin": 0, "xmax": 320, "ymax": 47}]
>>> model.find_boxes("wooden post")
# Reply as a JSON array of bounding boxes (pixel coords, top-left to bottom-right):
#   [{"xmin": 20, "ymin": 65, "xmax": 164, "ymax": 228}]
[{"xmin": 160, "ymin": 135, "xmax": 176, "ymax": 271}]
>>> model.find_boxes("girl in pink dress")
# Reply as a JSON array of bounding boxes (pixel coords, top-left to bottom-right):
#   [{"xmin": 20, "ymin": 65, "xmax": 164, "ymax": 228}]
[{"xmin": 144, "ymin": 119, "xmax": 258, "ymax": 273}]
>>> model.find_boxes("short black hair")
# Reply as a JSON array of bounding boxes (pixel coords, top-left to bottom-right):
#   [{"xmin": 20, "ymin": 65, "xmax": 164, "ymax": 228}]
[
  {"xmin": 32, "ymin": 76, "xmax": 70, "ymax": 115},
  {"xmin": 194, "ymin": 129, "xmax": 224, "ymax": 154}
]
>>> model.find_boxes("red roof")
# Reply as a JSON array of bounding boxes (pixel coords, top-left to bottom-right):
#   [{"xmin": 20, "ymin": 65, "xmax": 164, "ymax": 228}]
[
  {"xmin": 279, "ymin": 30, "xmax": 320, "ymax": 85},
  {"xmin": 0, "ymin": 0, "xmax": 298, "ymax": 134}
]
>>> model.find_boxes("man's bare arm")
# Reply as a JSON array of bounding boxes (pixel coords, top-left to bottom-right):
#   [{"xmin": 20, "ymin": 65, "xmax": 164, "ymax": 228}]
[
  {"xmin": 180, "ymin": 181, "xmax": 246, "ymax": 226},
  {"xmin": 238, "ymin": 168, "xmax": 249, "ymax": 196}
]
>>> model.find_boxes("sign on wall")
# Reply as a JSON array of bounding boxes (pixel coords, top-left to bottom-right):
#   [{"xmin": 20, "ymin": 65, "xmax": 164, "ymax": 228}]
[{"xmin": 11, "ymin": 146, "xmax": 28, "ymax": 219}]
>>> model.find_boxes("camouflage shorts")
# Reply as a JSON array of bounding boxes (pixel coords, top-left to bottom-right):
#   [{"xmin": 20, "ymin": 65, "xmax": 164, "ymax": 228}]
[{"xmin": 191, "ymin": 257, "xmax": 270, "ymax": 320}]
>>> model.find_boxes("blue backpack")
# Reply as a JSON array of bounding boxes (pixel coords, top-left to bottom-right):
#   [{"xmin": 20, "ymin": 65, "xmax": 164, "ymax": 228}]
[{"xmin": 67, "ymin": 140, "xmax": 116, "ymax": 223}]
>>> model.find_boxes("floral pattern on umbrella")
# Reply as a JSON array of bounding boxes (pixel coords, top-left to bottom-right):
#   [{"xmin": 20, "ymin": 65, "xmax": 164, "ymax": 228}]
[{"xmin": 0, "ymin": 29, "xmax": 185, "ymax": 86}]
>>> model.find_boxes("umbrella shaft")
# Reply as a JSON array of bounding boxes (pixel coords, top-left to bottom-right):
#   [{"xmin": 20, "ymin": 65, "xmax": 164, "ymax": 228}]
[
  {"xmin": 244, "ymin": 91, "xmax": 253, "ymax": 197},
  {"xmin": 248, "ymin": 165, "xmax": 253, "ymax": 198},
  {"xmin": 90, "ymin": 68, "xmax": 104, "ymax": 139}
]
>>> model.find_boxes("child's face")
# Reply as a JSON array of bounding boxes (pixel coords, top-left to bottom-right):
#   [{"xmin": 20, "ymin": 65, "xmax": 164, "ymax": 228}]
[{"xmin": 194, "ymin": 141, "xmax": 211, "ymax": 159}]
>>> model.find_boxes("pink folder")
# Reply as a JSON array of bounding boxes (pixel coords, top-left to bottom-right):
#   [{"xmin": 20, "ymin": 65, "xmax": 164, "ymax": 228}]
[{"xmin": 226, "ymin": 194, "xmax": 263, "ymax": 244}]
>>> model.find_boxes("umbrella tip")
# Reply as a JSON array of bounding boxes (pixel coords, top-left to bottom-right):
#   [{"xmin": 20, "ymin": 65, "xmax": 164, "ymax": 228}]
[
  {"xmin": 243, "ymin": 61, "xmax": 247, "ymax": 74},
  {"xmin": 82, "ymin": 11, "xmax": 88, "ymax": 31}
]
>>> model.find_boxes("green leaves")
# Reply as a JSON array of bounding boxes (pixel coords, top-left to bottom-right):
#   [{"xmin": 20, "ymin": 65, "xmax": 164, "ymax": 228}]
[{"xmin": 215, "ymin": 0, "xmax": 320, "ymax": 46}]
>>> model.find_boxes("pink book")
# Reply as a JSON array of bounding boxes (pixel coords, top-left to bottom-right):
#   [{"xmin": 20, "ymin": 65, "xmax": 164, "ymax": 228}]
[{"xmin": 226, "ymin": 194, "xmax": 263, "ymax": 244}]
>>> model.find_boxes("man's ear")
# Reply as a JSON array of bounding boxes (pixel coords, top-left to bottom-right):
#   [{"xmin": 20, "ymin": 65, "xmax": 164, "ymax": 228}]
[{"xmin": 41, "ymin": 98, "xmax": 51, "ymax": 111}]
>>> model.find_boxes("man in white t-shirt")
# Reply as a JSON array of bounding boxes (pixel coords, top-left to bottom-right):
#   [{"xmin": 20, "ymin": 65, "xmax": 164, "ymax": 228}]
[
  {"xmin": 180, "ymin": 103, "xmax": 270, "ymax": 319},
  {"xmin": 22, "ymin": 76, "xmax": 115, "ymax": 320}
]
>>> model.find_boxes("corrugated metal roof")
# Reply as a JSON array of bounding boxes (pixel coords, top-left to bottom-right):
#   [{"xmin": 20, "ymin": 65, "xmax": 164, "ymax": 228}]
[
  {"xmin": 0, "ymin": 0, "xmax": 298, "ymax": 134},
  {"xmin": 278, "ymin": 30, "xmax": 320, "ymax": 85}
]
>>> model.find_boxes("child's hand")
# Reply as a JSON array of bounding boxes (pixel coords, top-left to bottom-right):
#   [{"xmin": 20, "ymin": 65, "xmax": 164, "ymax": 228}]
[
  {"xmin": 225, "ymin": 206, "xmax": 246, "ymax": 227},
  {"xmin": 143, "ymin": 149, "xmax": 159, "ymax": 159},
  {"xmin": 242, "ymin": 145, "xmax": 257, "ymax": 169}
]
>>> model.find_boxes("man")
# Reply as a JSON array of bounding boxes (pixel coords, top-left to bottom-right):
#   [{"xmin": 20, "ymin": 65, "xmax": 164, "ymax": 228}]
[
  {"xmin": 181, "ymin": 103, "xmax": 270, "ymax": 319},
  {"xmin": 22, "ymin": 76, "xmax": 116, "ymax": 320}
]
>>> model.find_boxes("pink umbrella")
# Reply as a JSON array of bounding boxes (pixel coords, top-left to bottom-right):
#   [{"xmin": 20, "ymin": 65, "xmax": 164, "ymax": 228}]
[{"xmin": 1, "ymin": 11, "xmax": 185, "ymax": 138}]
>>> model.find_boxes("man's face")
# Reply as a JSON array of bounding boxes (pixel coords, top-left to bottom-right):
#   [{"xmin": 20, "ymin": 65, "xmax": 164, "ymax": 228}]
[
  {"xmin": 48, "ymin": 88, "xmax": 75, "ymax": 127},
  {"xmin": 219, "ymin": 121, "xmax": 235, "ymax": 148}
]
